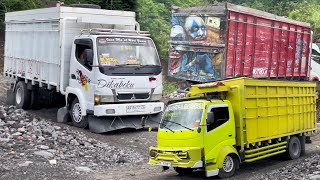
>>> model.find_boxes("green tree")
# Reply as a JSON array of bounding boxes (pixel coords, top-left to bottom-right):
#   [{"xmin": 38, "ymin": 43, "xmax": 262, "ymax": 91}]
[
  {"xmin": 63, "ymin": 0, "xmax": 136, "ymax": 11},
  {"xmin": 0, "ymin": 0, "xmax": 43, "ymax": 30},
  {"xmin": 289, "ymin": 1, "xmax": 320, "ymax": 42}
]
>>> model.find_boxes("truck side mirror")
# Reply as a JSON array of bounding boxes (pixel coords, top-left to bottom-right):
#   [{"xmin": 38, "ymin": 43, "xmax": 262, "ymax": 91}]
[
  {"xmin": 207, "ymin": 112, "xmax": 214, "ymax": 124},
  {"xmin": 84, "ymin": 49, "xmax": 94, "ymax": 66}
]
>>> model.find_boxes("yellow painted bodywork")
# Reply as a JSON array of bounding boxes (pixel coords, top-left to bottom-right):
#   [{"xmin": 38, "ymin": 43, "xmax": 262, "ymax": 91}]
[
  {"xmin": 149, "ymin": 147, "xmax": 203, "ymax": 168},
  {"xmin": 149, "ymin": 77, "xmax": 317, "ymax": 175}
]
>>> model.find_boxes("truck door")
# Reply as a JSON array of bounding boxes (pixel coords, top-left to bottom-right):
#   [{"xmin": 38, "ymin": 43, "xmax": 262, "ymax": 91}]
[
  {"xmin": 204, "ymin": 104, "xmax": 235, "ymax": 166},
  {"xmin": 69, "ymin": 39, "xmax": 95, "ymax": 110}
]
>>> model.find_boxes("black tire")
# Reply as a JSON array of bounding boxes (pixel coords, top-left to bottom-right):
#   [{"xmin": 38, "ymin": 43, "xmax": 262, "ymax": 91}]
[
  {"xmin": 218, "ymin": 155, "xmax": 236, "ymax": 179},
  {"xmin": 174, "ymin": 167, "xmax": 193, "ymax": 175},
  {"xmin": 29, "ymin": 89, "xmax": 41, "ymax": 110},
  {"xmin": 70, "ymin": 98, "xmax": 88, "ymax": 128},
  {"xmin": 69, "ymin": 4, "xmax": 101, "ymax": 9},
  {"xmin": 286, "ymin": 136, "xmax": 301, "ymax": 160},
  {"xmin": 299, "ymin": 135, "xmax": 306, "ymax": 156},
  {"xmin": 14, "ymin": 81, "xmax": 31, "ymax": 110}
]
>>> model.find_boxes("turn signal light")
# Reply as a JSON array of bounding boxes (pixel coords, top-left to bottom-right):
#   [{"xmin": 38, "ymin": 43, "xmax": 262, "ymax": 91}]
[{"xmin": 94, "ymin": 96, "xmax": 101, "ymax": 105}]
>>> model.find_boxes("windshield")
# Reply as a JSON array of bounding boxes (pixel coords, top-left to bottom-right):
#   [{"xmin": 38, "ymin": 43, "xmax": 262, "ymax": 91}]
[
  {"xmin": 97, "ymin": 37, "xmax": 160, "ymax": 66},
  {"xmin": 160, "ymin": 102, "xmax": 204, "ymax": 131}
]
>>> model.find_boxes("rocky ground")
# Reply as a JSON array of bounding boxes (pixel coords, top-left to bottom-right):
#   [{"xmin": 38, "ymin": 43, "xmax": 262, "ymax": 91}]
[
  {"xmin": 2, "ymin": 40, "xmax": 320, "ymax": 179},
  {"xmin": 0, "ymin": 106, "xmax": 144, "ymax": 180},
  {"xmin": 253, "ymin": 153, "xmax": 320, "ymax": 180}
]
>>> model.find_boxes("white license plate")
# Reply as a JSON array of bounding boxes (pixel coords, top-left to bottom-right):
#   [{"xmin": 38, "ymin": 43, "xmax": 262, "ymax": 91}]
[
  {"xmin": 126, "ymin": 105, "xmax": 146, "ymax": 113},
  {"xmin": 158, "ymin": 161, "xmax": 171, "ymax": 167}
]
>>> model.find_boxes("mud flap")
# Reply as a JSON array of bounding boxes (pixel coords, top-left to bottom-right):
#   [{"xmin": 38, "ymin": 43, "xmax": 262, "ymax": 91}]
[
  {"xmin": 6, "ymin": 89, "xmax": 15, "ymax": 106},
  {"xmin": 57, "ymin": 107, "xmax": 70, "ymax": 123},
  {"xmin": 88, "ymin": 113, "xmax": 162, "ymax": 133}
]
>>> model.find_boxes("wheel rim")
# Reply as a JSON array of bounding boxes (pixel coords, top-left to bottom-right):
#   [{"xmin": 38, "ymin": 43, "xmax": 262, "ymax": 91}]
[
  {"xmin": 72, "ymin": 103, "xmax": 82, "ymax": 123},
  {"xmin": 16, "ymin": 87, "xmax": 22, "ymax": 105},
  {"xmin": 223, "ymin": 156, "xmax": 234, "ymax": 173},
  {"xmin": 292, "ymin": 141, "xmax": 300, "ymax": 156}
]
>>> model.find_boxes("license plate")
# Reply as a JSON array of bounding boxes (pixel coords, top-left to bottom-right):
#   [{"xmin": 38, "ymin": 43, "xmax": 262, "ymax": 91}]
[
  {"xmin": 158, "ymin": 161, "xmax": 171, "ymax": 167},
  {"xmin": 126, "ymin": 105, "xmax": 146, "ymax": 113}
]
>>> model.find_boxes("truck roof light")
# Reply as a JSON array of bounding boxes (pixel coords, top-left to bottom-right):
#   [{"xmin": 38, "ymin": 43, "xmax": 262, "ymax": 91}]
[{"xmin": 196, "ymin": 82, "xmax": 225, "ymax": 88}]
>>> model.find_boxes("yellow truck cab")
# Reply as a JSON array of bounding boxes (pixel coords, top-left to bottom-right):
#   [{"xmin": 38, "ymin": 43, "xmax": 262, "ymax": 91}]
[{"xmin": 149, "ymin": 78, "xmax": 316, "ymax": 178}]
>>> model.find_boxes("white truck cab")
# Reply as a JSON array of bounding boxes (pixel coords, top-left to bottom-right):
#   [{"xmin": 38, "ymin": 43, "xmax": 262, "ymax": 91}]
[{"xmin": 66, "ymin": 31, "xmax": 164, "ymax": 132}]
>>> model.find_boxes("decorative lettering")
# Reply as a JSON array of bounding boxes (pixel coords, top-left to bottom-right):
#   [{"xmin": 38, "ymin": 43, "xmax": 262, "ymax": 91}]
[{"xmin": 97, "ymin": 79, "xmax": 134, "ymax": 89}]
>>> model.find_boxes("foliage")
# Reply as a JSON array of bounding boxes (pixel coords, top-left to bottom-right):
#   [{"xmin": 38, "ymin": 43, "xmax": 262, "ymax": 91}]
[
  {"xmin": 63, "ymin": 0, "xmax": 136, "ymax": 10},
  {"xmin": 0, "ymin": 0, "xmax": 44, "ymax": 30},
  {"xmin": 216, "ymin": 0, "xmax": 303, "ymax": 17},
  {"xmin": 163, "ymin": 81, "xmax": 177, "ymax": 95},
  {"xmin": 289, "ymin": 1, "xmax": 320, "ymax": 42}
]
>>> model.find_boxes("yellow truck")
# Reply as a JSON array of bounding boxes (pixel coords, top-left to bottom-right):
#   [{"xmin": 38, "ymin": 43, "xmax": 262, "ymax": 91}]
[{"xmin": 148, "ymin": 78, "xmax": 316, "ymax": 178}]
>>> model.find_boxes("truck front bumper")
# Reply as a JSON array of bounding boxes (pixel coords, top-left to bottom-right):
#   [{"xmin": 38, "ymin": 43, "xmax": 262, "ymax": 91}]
[
  {"xmin": 149, "ymin": 147, "xmax": 203, "ymax": 168},
  {"xmin": 94, "ymin": 102, "xmax": 164, "ymax": 116}
]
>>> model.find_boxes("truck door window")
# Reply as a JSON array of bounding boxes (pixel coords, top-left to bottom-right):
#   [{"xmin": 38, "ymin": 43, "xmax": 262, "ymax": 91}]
[
  {"xmin": 75, "ymin": 39, "xmax": 93, "ymax": 70},
  {"xmin": 207, "ymin": 107, "xmax": 229, "ymax": 132},
  {"xmin": 312, "ymin": 49, "xmax": 320, "ymax": 64}
]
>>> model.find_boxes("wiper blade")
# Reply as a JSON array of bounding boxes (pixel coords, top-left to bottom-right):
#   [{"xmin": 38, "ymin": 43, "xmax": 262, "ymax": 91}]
[
  {"xmin": 160, "ymin": 123, "xmax": 175, "ymax": 133},
  {"xmin": 162, "ymin": 119, "xmax": 194, "ymax": 131}
]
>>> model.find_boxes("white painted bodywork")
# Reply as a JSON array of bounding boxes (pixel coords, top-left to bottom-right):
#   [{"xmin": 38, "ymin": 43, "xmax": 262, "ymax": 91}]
[
  {"xmin": 310, "ymin": 43, "xmax": 320, "ymax": 81},
  {"xmin": 4, "ymin": 7, "xmax": 164, "ymax": 117}
]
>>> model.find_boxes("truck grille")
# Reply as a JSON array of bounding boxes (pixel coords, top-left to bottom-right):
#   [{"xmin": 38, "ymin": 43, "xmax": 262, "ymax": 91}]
[{"xmin": 117, "ymin": 93, "xmax": 150, "ymax": 100}]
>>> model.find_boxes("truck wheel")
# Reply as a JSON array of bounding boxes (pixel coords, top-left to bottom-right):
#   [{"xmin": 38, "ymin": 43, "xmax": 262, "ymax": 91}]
[
  {"xmin": 70, "ymin": 98, "xmax": 88, "ymax": 128},
  {"xmin": 287, "ymin": 136, "xmax": 301, "ymax": 160},
  {"xmin": 218, "ymin": 155, "xmax": 236, "ymax": 179},
  {"xmin": 14, "ymin": 81, "xmax": 31, "ymax": 110},
  {"xmin": 173, "ymin": 167, "xmax": 193, "ymax": 175}
]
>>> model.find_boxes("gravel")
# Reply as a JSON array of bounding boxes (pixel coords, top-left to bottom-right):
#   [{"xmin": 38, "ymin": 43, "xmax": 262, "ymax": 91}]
[
  {"xmin": 0, "ymin": 105, "xmax": 144, "ymax": 179},
  {"xmin": 251, "ymin": 154, "xmax": 320, "ymax": 180}
]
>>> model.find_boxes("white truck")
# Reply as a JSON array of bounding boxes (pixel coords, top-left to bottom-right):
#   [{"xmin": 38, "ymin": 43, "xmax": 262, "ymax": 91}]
[
  {"xmin": 310, "ymin": 43, "xmax": 320, "ymax": 81},
  {"xmin": 4, "ymin": 5, "xmax": 164, "ymax": 133}
]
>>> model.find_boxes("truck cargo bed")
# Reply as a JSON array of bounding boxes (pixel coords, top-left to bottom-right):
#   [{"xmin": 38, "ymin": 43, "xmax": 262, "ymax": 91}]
[
  {"xmin": 168, "ymin": 3, "xmax": 312, "ymax": 82},
  {"xmin": 4, "ymin": 7, "xmax": 136, "ymax": 92},
  {"xmin": 223, "ymin": 78, "xmax": 316, "ymax": 146}
]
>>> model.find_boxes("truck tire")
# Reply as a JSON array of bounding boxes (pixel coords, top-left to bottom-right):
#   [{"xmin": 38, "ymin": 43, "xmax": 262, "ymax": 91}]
[
  {"xmin": 218, "ymin": 155, "xmax": 236, "ymax": 179},
  {"xmin": 173, "ymin": 167, "xmax": 193, "ymax": 175},
  {"xmin": 287, "ymin": 136, "xmax": 301, "ymax": 160},
  {"xmin": 70, "ymin": 98, "xmax": 88, "ymax": 128},
  {"xmin": 14, "ymin": 81, "xmax": 31, "ymax": 110}
]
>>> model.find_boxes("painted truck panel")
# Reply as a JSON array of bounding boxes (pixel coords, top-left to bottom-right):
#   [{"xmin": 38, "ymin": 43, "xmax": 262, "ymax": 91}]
[{"xmin": 168, "ymin": 3, "xmax": 312, "ymax": 82}]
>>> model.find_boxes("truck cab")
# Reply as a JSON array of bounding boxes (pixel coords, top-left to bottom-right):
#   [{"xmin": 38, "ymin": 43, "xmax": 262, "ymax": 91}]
[
  {"xmin": 150, "ymin": 98, "xmax": 237, "ymax": 178},
  {"xmin": 67, "ymin": 29, "xmax": 164, "ymax": 131}
]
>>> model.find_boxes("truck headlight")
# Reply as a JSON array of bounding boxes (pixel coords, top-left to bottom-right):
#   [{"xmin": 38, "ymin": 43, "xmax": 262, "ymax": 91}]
[
  {"xmin": 150, "ymin": 94, "xmax": 162, "ymax": 101},
  {"xmin": 95, "ymin": 95, "xmax": 114, "ymax": 105}
]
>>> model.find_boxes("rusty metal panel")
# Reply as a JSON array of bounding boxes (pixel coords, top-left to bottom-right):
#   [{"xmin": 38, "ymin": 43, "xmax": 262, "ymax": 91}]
[{"xmin": 226, "ymin": 9, "xmax": 311, "ymax": 80}]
